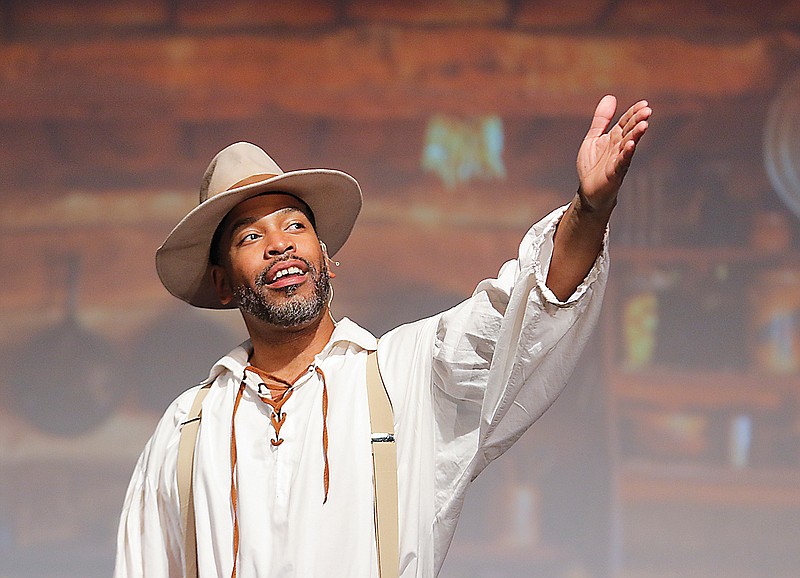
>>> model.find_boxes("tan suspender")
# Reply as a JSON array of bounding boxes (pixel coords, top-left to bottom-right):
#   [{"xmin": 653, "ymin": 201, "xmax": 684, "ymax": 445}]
[
  {"xmin": 178, "ymin": 382, "xmax": 212, "ymax": 578},
  {"xmin": 365, "ymin": 350, "xmax": 400, "ymax": 578},
  {"xmin": 176, "ymin": 350, "xmax": 399, "ymax": 578}
]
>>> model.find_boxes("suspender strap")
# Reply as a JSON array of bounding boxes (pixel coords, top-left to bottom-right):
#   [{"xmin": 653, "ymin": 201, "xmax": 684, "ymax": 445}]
[
  {"xmin": 366, "ymin": 350, "xmax": 400, "ymax": 578},
  {"xmin": 175, "ymin": 351, "xmax": 399, "ymax": 578},
  {"xmin": 178, "ymin": 382, "xmax": 212, "ymax": 578}
]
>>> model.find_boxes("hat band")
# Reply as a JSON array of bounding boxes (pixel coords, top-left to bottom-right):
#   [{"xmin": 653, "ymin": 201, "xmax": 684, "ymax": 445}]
[{"xmin": 227, "ymin": 173, "xmax": 280, "ymax": 191}]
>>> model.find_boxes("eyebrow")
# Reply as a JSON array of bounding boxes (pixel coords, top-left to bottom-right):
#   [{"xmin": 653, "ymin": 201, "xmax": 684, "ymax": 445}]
[{"xmin": 228, "ymin": 208, "xmax": 305, "ymax": 239}]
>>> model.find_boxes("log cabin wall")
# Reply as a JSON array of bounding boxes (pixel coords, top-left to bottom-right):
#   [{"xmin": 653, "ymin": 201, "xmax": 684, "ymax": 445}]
[{"xmin": 2, "ymin": 1, "xmax": 800, "ymax": 577}]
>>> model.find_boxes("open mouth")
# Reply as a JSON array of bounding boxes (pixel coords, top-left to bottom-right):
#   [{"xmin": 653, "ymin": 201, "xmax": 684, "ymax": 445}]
[{"xmin": 262, "ymin": 260, "xmax": 310, "ymax": 289}]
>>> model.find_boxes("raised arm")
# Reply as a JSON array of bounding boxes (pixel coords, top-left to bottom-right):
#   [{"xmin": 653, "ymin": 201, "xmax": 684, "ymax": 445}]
[{"xmin": 546, "ymin": 95, "xmax": 651, "ymax": 301}]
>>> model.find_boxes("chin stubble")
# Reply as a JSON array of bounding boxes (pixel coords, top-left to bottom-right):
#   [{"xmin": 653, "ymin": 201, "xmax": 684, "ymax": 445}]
[{"xmin": 233, "ymin": 256, "xmax": 331, "ymax": 328}]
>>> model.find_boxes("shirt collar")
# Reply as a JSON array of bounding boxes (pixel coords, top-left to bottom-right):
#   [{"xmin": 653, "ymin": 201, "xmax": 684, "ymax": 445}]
[
  {"xmin": 205, "ymin": 317, "xmax": 378, "ymax": 382},
  {"xmin": 323, "ymin": 316, "xmax": 378, "ymax": 353}
]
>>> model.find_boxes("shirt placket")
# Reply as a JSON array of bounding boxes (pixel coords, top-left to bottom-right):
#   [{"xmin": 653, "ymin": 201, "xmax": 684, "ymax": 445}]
[{"xmin": 269, "ymin": 366, "xmax": 316, "ymax": 509}]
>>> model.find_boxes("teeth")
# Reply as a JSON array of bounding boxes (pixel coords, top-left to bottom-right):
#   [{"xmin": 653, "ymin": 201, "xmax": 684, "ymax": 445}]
[{"xmin": 272, "ymin": 266, "xmax": 303, "ymax": 281}]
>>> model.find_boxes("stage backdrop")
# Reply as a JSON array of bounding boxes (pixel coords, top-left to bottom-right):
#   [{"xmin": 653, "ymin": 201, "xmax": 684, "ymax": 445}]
[{"xmin": 2, "ymin": 2, "xmax": 800, "ymax": 577}]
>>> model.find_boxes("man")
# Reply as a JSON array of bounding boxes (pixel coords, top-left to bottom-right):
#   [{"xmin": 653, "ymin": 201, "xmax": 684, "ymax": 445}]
[{"xmin": 115, "ymin": 95, "xmax": 650, "ymax": 577}]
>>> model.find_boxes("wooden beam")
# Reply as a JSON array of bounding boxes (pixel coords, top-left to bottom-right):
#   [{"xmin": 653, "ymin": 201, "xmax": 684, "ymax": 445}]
[
  {"xmin": 346, "ymin": 0, "xmax": 509, "ymax": 24},
  {"xmin": 608, "ymin": 0, "xmax": 800, "ymax": 33},
  {"xmin": 8, "ymin": 0, "xmax": 169, "ymax": 29},
  {"xmin": 515, "ymin": 0, "xmax": 614, "ymax": 28},
  {"xmin": 177, "ymin": 0, "xmax": 338, "ymax": 28},
  {"xmin": 0, "ymin": 30, "xmax": 780, "ymax": 122}
]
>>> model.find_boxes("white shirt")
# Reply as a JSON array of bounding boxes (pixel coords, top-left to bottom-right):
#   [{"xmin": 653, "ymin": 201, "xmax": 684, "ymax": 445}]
[{"xmin": 114, "ymin": 206, "xmax": 608, "ymax": 577}]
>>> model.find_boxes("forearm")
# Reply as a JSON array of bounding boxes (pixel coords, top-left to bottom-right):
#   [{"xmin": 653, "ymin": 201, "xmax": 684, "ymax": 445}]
[{"xmin": 546, "ymin": 189, "xmax": 613, "ymax": 301}]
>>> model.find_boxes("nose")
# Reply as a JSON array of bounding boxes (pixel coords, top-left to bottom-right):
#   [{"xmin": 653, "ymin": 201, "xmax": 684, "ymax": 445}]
[{"xmin": 265, "ymin": 232, "xmax": 294, "ymax": 257}]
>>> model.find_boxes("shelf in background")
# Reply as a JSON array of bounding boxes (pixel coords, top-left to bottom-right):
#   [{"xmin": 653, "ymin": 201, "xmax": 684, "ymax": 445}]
[
  {"xmin": 612, "ymin": 245, "xmax": 795, "ymax": 265},
  {"xmin": 618, "ymin": 460, "xmax": 800, "ymax": 506},
  {"xmin": 609, "ymin": 369, "xmax": 800, "ymax": 410}
]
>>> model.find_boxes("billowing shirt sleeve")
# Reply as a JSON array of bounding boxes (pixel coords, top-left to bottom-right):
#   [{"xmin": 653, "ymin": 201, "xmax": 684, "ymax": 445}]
[
  {"xmin": 429, "ymin": 204, "xmax": 608, "ymax": 567},
  {"xmin": 114, "ymin": 388, "xmax": 199, "ymax": 578}
]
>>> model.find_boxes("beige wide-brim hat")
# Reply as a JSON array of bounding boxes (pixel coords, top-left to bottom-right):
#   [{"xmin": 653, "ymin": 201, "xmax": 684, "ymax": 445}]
[{"xmin": 156, "ymin": 142, "xmax": 362, "ymax": 309}]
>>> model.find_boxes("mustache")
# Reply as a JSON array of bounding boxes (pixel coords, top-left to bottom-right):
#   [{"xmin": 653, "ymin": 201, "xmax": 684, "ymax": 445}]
[{"xmin": 254, "ymin": 255, "xmax": 317, "ymax": 287}]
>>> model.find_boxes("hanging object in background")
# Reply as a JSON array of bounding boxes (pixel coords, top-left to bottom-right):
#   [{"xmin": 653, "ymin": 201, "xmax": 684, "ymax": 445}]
[
  {"xmin": 764, "ymin": 70, "xmax": 800, "ymax": 219},
  {"xmin": 11, "ymin": 254, "xmax": 118, "ymax": 437},
  {"xmin": 422, "ymin": 114, "xmax": 505, "ymax": 189},
  {"xmin": 123, "ymin": 310, "xmax": 237, "ymax": 413}
]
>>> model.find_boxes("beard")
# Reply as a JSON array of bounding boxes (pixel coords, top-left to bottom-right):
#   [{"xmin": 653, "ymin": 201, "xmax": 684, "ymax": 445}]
[{"xmin": 233, "ymin": 255, "xmax": 331, "ymax": 328}]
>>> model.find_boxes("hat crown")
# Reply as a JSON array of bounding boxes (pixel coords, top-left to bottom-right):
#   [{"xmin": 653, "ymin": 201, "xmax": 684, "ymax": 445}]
[{"xmin": 200, "ymin": 142, "xmax": 284, "ymax": 203}]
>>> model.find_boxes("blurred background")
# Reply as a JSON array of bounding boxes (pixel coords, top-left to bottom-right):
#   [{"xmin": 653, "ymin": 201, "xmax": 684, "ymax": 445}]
[{"xmin": 2, "ymin": 1, "xmax": 800, "ymax": 577}]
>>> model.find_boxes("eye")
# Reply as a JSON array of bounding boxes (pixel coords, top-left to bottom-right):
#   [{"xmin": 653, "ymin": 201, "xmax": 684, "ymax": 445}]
[
  {"xmin": 287, "ymin": 221, "xmax": 306, "ymax": 231},
  {"xmin": 237, "ymin": 232, "xmax": 261, "ymax": 245}
]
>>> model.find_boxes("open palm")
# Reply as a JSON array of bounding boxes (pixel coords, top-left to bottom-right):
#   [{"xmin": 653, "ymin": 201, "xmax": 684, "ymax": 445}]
[{"xmin": 577, "ymin": 95, "xmax": 651, "ymax": 213}]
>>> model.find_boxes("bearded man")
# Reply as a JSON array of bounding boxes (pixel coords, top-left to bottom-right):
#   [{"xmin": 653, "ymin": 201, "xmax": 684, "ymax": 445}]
[{"xmin": 115, "ymin": 95, "xmax": 650, "ymax": 577}]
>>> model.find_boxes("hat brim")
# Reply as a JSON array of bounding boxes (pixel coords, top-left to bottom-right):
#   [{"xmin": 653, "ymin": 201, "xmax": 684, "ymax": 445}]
[{"xmin": 156, "ymin": 169, "xmax": 362, "ymax": 309}]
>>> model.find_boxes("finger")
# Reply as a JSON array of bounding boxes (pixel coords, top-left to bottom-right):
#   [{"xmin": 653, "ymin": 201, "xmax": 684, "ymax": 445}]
[
  {"xmin": 612, "ymin": 141, "xmax": 636, "ymax": 179},
  {"xmin": 626, "ymin": 119, "xmax": 650, "ymax": 146},
  {"xmin": 618, "ymin": 114, "xmax": 651, "ymax": 153},
  {"xmin": 585, "ymin": 94, "xmax": 618, "ymax": 139},
  {"xmin": 616, "ymin": 120, "xmax": 649, "ymax": 166},
  {"xmin": 615, "ymin": 100, "xmax": 650, "ymax": 133},
  {"xmin": 620, "ymin": 106, "xmax": 652, "ymax": 139}
]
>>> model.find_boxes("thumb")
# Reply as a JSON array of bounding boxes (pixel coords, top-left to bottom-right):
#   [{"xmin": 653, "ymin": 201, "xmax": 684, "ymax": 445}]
[{"xmin": 585, "ymin": 95, "xmax": 617, "ymax": 140}]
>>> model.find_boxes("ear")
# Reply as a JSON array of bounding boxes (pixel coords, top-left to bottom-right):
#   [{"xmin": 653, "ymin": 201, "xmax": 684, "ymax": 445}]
[
  {"xmin": 319, "ymin": 241, "xmax": 336, "ymax": 279},
  {"xmin": 211, "ymin": 265, "xmax": 234, "ymax": 306}
]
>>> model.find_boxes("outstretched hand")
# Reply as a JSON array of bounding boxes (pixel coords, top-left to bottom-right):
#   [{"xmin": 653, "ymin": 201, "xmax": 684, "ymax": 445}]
[
  {"xmin": 546, "ymin": 96, "xmax": 651, "ymax": 301},
  {"xmin": 576, "ymin": 95, "xmax": 651, "ymax": 213}
]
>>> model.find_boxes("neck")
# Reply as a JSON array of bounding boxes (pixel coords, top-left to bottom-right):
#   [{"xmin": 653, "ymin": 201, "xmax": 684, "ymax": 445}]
[{"xmin": 243, "ymin": 309, "xmax": 336, "ymax": 381}]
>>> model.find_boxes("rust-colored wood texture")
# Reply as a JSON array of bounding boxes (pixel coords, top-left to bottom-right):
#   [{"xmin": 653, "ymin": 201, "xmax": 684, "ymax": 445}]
[{"xmin": 2, "ymin": 3, "xmax": 800, "ymax": 575}]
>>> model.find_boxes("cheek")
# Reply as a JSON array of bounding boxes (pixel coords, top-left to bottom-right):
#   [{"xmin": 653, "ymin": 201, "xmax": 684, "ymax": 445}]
[
  {"xmin": 228, "ymin": 248, "xmax": 266, "ymax": 274},
  {"xmin": 299, "ymin": 240, "xmax": 324, "ymax": 265}
]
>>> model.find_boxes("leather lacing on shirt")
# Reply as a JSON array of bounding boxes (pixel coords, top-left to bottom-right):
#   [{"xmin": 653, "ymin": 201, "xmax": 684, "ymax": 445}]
[{"xmin": 228, "ymin": 364, "xmax": 331, "ymax": 578}]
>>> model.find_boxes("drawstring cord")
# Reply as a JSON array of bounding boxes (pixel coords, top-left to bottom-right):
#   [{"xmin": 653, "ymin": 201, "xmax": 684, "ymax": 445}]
[
  {"xmin": 228, "ymin": 364, "xmax": 331, "ymax": 577},
  {"xmin": 230, "ymin": 380, "xmax": 246, "ymax": 578},
  {"xmin": 316, "ymin": 366, "xmax": 330, "ymax": 503},
  {"xmin": 248, "ymin": 366, "xmax": 296, "ymax": 447}
]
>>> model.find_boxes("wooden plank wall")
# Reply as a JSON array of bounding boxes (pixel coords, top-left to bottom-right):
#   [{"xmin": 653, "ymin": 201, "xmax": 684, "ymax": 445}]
[
  {"xmin": 0, "ymin": 0, "xmax": 798, "ymax": 368},
  {"xmin": 2, "ymin": 3, "xmax": 800, "ymax": 576}
]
